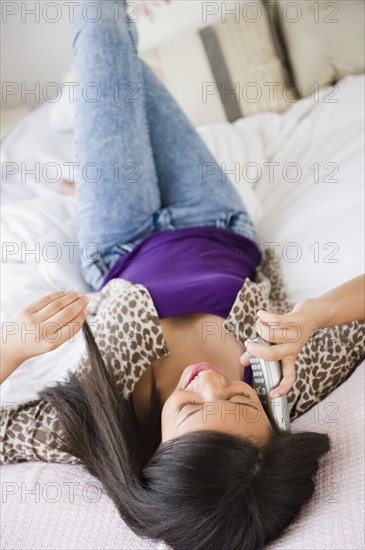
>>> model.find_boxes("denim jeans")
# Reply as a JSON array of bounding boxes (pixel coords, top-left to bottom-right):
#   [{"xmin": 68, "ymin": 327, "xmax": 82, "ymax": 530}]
[{"xmin": 72, "ymin": 0, "xmax": 258, "ymax": 291}]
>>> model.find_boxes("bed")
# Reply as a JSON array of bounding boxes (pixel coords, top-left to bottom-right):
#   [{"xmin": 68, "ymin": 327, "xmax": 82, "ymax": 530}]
[
  {"xmin": 1, "ymin": 71, "xmax": 364, "ymax": 550},
  {"xmin": 1, "ymin": 1, "xmax": 364, "ymax": 548}
]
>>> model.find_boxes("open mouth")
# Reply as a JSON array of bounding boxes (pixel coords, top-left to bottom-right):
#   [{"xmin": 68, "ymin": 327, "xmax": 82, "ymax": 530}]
[{"xmin": 183, "ymin": 363, "xmax": 218, "ymax": 389}]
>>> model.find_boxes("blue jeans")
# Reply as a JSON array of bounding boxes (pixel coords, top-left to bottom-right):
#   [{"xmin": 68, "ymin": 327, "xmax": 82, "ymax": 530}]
[{"xmin": 72, "ymin": 0, "xmax": 258, "ymax": 291}]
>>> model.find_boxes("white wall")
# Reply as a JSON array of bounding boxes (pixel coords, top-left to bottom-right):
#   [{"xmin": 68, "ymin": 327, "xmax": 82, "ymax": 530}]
[{"xmin": 1, "ymin": 0, "xmax": 249, "ymax": 108}]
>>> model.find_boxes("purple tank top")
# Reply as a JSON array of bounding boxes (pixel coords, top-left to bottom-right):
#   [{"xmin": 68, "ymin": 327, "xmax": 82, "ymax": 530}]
[
  {"xmin": 102, "ymin": 226, "xmax": 261, "ymax": 318},
  {"xmin": 101, "ymin": 226, "xmax": 261, "ymax": 387}
]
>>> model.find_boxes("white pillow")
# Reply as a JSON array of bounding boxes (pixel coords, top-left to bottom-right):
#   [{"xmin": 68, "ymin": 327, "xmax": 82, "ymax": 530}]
[{"xmin": 276, "ymin": 0, "xmax": 365, "ymax": 97}]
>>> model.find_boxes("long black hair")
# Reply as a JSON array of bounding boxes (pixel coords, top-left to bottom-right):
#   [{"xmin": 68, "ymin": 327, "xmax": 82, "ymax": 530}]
[{"xmin": 39, "ymin": 320, "xmax": 331, "ymax": 550}]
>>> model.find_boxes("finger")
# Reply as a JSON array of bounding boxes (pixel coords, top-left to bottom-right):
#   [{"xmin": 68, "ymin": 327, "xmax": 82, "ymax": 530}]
[
  {"xmin": 254, "ymin": 319, "xmax": 286, "ymax": 344},
  {"xmin": 256, "ymin": 309, "xmax": 286, "ymax": 328},
  {"xmin": 35, "ymin": 292, "xmax": 86, "ymax": 322},
  {"xmin": 255, "ymin": 319, "xmax": 301, "ymax": 345},
  {"xmin": 244, "ymin": 340, "xmax": 292, "ymax": 362},
  {"xmin": 42, "ymin": 295, "xmax": 88, "ymax": 333},
  {"xmin": 239, "ymin": 351, "xmax": 251, "ymax": 366},
  {"xmin": 62, "ymin": 309, "xmax": 87, "ymax": 341},
  {"xmin": 51, "ymin": 309, "xmax": 87, "ymax": 348},
  {"xmin": 269, "ymin": 357, "xmax": 296, "ymax": 399},
  {"xmin": 24, "ymin": 291, "xmax": 68, "ymax": 314}
]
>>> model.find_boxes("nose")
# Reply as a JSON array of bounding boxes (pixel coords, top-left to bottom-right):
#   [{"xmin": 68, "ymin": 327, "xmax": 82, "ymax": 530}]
[{"xmin": 193, "ymin": 371, "xmax": 228, "ymax": 400}]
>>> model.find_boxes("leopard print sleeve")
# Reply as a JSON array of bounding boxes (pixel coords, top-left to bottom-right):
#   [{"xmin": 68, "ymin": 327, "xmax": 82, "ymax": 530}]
[
  {"xmin": 255, "ymin": 249, "xmax": 365, "ymax": 421},
  {"xmin": 288, "ymin": 320, "xmax": 365, "ymax": 421},
  {"xmin": 74, "ymin": 279, "xmax": 170, "ymax": 399},
  {"xmin": 0, "ymin": 289, "xmax": 103, "ymax": 465},
  {"xmin": 1, "ymin": 279, "xmax": 168, "ymax": 465},
  {"xmin": 0, "ymin": 400, "xmax": 82, "ymax": 465}
]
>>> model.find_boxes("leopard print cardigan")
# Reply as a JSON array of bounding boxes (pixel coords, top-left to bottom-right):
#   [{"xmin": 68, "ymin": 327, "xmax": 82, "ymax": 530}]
[{"xmin": 1, "ymin": 249, "xmax": 364, "ymax": 465}]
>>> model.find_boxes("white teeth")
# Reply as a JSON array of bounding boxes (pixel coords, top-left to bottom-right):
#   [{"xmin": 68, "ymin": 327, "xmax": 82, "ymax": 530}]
[{"xmin": 194, "ymin": 370, "xmax": 211, "ymax": 380}]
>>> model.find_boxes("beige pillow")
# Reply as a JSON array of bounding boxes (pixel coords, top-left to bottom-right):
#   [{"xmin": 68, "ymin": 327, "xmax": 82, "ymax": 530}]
[
  {"xmin": 53, "ymin": 5, "xmax": 292, "ymax": 130},
  {"xmin": 273, "ymin": 0, "xmax": 365, "ymax": 96},
  {"xmin": 140, "ymin": 8, "xmax": 292, "ymax": 125}
]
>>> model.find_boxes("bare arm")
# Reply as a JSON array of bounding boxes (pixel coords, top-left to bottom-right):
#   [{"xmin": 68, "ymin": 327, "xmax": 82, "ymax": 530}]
[
  {"xmin": 312, "ymin": 274, "xmax": 365, "ymax": 328},
  {"xmin": 0, "ymin": 343, "xmax": 23, "ymax": 384},
  {"xmin": 1, "ymin": 291, "xmax": 87, "ymax": 384}
]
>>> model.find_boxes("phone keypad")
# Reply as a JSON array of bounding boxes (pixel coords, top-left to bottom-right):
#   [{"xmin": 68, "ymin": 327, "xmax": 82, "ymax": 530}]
[{"xmin": 247, "ymin": 334, "xmax": 291, "ymax": 432}]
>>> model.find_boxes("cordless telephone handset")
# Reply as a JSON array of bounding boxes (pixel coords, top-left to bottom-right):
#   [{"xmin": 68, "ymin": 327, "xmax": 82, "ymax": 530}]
[{"xmin": 247, "ymin": 335, "xmax": 291, "ymax": 432}]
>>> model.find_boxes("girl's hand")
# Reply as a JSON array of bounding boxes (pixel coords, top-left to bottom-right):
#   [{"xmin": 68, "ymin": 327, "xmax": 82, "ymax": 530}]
[
  {"xmin": 2, "ymin": 291, "xmax": 89, "ymax": 366},
  {"xmin": 240, "ymin": 299, "xmax": 323, "ymax": 400}
]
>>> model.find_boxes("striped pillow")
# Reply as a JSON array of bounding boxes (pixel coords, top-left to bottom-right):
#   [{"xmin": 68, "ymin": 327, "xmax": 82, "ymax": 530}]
[
  {"xmin": 52, "ymin": 2, "xmax": 296, "ymax": 130},
  {"xmin": 140, "ymin": 5, "xmax": 295, "ymax": 125}
]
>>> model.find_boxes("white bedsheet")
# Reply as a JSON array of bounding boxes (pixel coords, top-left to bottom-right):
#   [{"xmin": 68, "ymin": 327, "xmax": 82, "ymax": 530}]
[{"xmin": 1, "ymin": 73, "xmax": 364, "ymax": 550}]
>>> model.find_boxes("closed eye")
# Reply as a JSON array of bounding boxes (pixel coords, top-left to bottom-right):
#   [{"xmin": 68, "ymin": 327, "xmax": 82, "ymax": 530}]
[
  {"xmin": 176, "ymin": 392, "xmax": 260, "ymax": 428},
  {"xmin": 176, "ymin": 391, "xmax": 252, "ymax": 413}
]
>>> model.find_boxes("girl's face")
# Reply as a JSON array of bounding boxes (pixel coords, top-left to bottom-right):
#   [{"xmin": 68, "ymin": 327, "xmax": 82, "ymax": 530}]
[{"xmin": 161, "ymin": 364, "xmax": 273, "ymax": 445}]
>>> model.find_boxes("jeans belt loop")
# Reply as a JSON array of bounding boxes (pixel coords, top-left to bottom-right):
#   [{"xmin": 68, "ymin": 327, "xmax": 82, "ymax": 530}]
[
  {"xmin": 155, "ymin": 207, "xmax": 173, "ymax": 231},
  {"xmin": 92, "ymin": 254, "xmax": 109, "ymax": 276}
]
